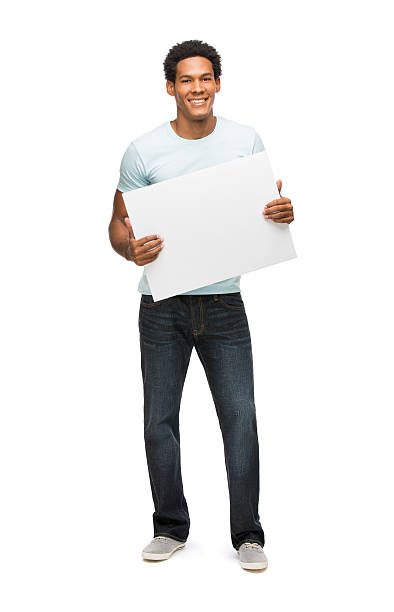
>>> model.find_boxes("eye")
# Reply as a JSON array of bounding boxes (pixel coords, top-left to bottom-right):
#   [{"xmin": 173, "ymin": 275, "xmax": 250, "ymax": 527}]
[{"xmin": 181, "ymin": 77, "xmax": 211, "ymax": 83}]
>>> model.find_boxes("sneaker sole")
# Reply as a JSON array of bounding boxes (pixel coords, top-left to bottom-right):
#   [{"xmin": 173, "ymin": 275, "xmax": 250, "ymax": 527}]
[
  {"xmin": 142, "ymin": 543, "xmax": 185, "ymax": 561},
  {"xmin": 239, "ymin": 559, "xmax": 268, "ymax": 570}
]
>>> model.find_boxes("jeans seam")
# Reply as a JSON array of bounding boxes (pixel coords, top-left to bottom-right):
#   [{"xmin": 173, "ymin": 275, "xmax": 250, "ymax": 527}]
[
  {"xmin": 197, "ymin": 297, "xmax": 205, "ymax": 336},
  {"xmin": 190, "ymin": 296, "xmax": 204, "ymax": 336}
]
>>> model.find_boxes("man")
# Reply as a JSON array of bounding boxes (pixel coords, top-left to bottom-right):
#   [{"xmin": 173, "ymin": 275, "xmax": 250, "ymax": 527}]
[{"xmin": 109, "ymin": 40, "xmax": 294, "ymax": 571}]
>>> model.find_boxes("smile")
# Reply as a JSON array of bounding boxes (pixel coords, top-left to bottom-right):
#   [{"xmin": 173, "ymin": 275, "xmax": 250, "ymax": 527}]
[{"xmin": 188, "ymin": 98, "xmax": 208, "ymax": 105}]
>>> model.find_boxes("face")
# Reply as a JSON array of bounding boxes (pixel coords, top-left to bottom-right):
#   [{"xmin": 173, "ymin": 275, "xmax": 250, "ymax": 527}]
[{"xmin": 166, "ymin": 56, "xmax": 221, "ymax": 120}]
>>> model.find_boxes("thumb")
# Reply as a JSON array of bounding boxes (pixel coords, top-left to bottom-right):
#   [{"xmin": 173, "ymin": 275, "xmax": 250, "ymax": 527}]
[{"xmin": 276, "ymin": 179, "xmax": 282, "ymax": 195}]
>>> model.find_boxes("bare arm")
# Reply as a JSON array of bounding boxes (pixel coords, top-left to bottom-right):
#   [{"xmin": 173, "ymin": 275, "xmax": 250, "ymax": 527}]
[{"xmin": 108, "ymin": 189, "xmax": 164, "ymax": 265}]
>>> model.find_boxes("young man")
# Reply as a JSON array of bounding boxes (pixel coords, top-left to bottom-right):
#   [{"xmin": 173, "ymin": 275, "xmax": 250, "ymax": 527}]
[{"xmin": 109, "ymin": 40, "xmax": 294, "ymax": 571}]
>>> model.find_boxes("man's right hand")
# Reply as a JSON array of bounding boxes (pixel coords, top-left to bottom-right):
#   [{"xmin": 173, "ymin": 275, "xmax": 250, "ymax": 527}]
[{"xmin": 124, "ymin": 217, "xmax": 164, "ymax": 266}]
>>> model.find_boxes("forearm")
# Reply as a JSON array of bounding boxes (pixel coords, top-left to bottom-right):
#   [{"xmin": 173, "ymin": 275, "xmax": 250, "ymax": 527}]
[{"xmin": 108, "ymin": 218, "xmax": 133, "ymax": 260}]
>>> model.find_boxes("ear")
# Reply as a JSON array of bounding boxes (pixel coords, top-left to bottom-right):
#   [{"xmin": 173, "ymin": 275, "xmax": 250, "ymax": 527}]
[
  {"xmin": 215, "ymin": 77, "xmax": 221, "ymax": 93},
  {"xmin": 166, "ymin": 80, "xmax": 175, "ymax": 96}
]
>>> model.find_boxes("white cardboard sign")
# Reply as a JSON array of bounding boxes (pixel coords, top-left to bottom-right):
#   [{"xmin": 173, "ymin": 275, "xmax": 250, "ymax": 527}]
[{"xmin": 123, "ymin": 151, "xmax": 297, "ymax": 301}]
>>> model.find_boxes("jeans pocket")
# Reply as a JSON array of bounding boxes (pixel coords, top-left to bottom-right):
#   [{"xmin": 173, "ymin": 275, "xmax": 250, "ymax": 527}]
[
  {"xmin": 140, "ymin": 294, "xmax": 174, "ymax": 308},
  {"xmin": 214, "ymin": 292, "xmax": 244, "ymax": 311}
]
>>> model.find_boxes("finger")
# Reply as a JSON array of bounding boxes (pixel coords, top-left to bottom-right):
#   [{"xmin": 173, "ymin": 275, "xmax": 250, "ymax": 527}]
[
  {"xmin": 133, "ymin": 242, "xmax": 164, "ymax": 264},
  {"xmin": 124, "ymin": 216, "xmax": 132, "ymax": 229},
  {"xmin": 130, "ymin": 239, "xmax": 163, "ymax": 262},
  {"xmin": 141, "ymin": 238, "xmax": 163, "ymax": 253},
  {"xmin": 264, "ymin": 204, "xmax": 293, "ymax": 216},
  {"xmin": 272, "ymin": 216, "xmax": 294, "ymax": 223},
  {"xmin": 276, "ymin": 179, "xmax": 282, "ymax": 195},
  {"xmin": 135, "ymin": 234, "xmax": 161, "ymax": 246},
  {"xmin": 265, "ymin": 198, "xmax": 291, "ymax": 210},
  {"xmin": 265, "ymin": 210, "xmax": 293, "ymax": 220},
  {"xmin": 138, "ymin": 250, "xmax": 162, "ymax": 265}
]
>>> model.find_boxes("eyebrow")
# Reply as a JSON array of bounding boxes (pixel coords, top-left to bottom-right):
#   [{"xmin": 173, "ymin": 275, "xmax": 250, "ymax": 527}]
[{"xmin": 178, "ymin": 72, "xmax": 214, "ymax": 79}]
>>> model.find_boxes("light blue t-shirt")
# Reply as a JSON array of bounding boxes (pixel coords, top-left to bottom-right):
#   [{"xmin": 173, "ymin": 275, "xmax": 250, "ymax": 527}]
[{"xmin": 117, "ymin": 115, "xmax": 265, "ymax": 295}]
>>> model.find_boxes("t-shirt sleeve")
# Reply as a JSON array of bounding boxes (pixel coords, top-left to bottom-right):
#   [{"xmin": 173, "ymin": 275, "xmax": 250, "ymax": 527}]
[
  {"xmin": 252, "ymin": 129, "xmax": 265, "ymax": 154},
  {"xmin": 116, "ymin": 142, "xmax": 150, "ymax": 192}
]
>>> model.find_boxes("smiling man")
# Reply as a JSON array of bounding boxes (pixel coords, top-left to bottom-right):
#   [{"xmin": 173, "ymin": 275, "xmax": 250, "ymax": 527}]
[{"xmin": 109, "ymin": 40, "xmax": 294, "ymax": 571}]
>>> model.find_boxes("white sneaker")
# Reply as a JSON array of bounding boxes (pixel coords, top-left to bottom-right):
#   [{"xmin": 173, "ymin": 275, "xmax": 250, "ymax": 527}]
[
  {"xmin": 142, "ymin": 536, "xmax": 186, "ymax": 561},
  {"xmin": 237, "ymin": 542, "xmax": 268, "ymax": 570}
]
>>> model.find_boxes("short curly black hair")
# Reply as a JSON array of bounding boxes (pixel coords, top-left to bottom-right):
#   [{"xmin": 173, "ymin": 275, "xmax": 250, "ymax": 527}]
[{"xmin": 163, "ymin": 39, "xmax": 222, "ymax": 83}]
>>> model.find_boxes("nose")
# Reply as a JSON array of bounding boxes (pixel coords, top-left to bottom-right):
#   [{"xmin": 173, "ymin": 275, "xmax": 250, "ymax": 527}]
[{"xmin": 191, "ymin": 80, "xmax": 205, "ymax": 93}]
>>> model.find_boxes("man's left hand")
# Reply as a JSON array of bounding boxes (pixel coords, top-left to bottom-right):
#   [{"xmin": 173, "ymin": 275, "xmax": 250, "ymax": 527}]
[{"xmin": 263, "ymin": 180, "xmax": 294, "ymax": 224}]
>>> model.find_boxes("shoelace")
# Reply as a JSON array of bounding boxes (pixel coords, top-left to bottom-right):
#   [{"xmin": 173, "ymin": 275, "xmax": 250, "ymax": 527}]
[
  {"xmin": 154, "ymin": 536, "xmax": 169, "ymax": 541},
  {"xmin": 244, "ymin": 542, "xmax": 261, "ymax": 549}
]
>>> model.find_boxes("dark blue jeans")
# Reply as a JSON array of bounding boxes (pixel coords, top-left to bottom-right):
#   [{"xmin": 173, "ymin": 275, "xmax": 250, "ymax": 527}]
[{"xmin": 138, "ymin": 292, "xmax": 265, "ymax": 550}]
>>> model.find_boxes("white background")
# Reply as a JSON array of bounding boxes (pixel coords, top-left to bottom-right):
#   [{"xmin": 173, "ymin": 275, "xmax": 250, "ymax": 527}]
[{"xmin": 1, "ymin": 0, "xmax": 393, "ymax": 610}]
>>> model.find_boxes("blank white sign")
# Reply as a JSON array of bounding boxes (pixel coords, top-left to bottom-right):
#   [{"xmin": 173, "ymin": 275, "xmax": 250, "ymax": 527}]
[{"xmin": 123, "ymin": 151, "xmax": 297, "ymax": 301}]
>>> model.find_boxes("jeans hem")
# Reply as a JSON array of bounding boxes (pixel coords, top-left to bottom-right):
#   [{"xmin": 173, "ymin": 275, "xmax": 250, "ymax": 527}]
[
  {"xmin": 235, "ymin": 538, "xmax": 265, "ymax": 551},
  {"xmin": 154, "ymin": 532, "xmax": 187, "ymax": 543}
]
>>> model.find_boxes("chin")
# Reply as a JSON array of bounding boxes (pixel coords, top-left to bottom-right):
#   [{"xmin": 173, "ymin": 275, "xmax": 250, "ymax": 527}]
[
  {"xmin": 188, "ymin": 108, "xmax": 212, "ymax": 119},
  {"xmin": 191, "ymin": 112, "xmax": 210, "ymax": 119}
]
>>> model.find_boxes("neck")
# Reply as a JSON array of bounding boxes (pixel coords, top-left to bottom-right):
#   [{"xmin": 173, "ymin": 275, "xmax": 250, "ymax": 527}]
[{"xmin": 171, "ymin": 112, "xmax": 217, "ymax": 140}]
